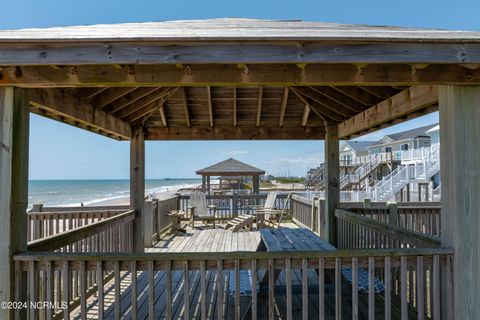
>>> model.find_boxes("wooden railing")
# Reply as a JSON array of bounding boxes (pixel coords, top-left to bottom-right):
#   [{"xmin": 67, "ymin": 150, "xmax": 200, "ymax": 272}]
[
  {"xmin": 14, "ymin": 248, "xmax": 453, "ymax": 320},
  {"xmin": 27, "ymin": 204, "xmax": 129, "ymax": 241},
  {"xmin": 178, "ymin": 193, "xmax": 290, "ymax": 220},
  {"xmin": 27, "ymin": 210, "xmax": 135, "ymax": 252},
  {"xmin": 144, "ymin": 196, "xmax": 179, "ymax": 246},
  {"xmin": 335, "ymin": 209, "xmax": 441, "ymax": 250},
  {"xmin": 290, "ymin": 195, "xmax": 441, "ymax": 238}
]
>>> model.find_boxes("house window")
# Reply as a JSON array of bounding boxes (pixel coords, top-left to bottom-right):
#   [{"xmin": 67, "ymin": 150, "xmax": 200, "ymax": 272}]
[
  {"xmin": 385, "ymin": 147, "xmax": 392, "ymax": 153},
  {"xmin": 401, "ymin": 144, "xmax": 409, "ymax": 151}
]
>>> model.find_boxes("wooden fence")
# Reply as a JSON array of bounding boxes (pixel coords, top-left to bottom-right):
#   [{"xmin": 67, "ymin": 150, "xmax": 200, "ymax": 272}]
[
  {"xmin": 14, "ymin": 248, "xmax": 453, "ymax": 320},
  {"xmin": 178, "ymin": 193, "xmax": 290, "ymax": 220}
]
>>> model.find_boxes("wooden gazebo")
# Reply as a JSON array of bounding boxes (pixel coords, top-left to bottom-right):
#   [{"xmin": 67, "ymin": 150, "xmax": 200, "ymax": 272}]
[
  {"xmin": 196, "ymin": 158, "xmax": 265, "ymax": 194},
  {"xmin": 1, "ymin": 18, "xmax": 480, "ymax": 319}
]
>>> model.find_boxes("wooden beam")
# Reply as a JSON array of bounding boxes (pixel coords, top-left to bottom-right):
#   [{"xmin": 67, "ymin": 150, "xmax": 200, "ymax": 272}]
[
  {"xmin": 289, "ymin": 87, "xmax": 333, "ymax": 122},
  {"xmin": 5, "ymin": 64, "xmax": 480, "ymax": 87},
  {"xmin": 159, "ymin": 102, "xmax": 167, "ymax": 127},
  {"xmin": 91, "ymin": 87, "xmax": 138, "ymax": 108},
  {"xmin": 301, "ymin": 104, "xmax": 310, "ymax": 126},
  {"xmin": 207, "ymin": 86, "xmax": 213, "ymax": 127},
  {"xmin": 324, "ymin": 124, "xmax": 340, "ymax": 245},
  {"xmin": 256, "ymin": 87, "xmax": 263, "ymax": 126},
  {"xmin": 307, "ymin": 86, "xmax": 363, "ymax": 112},
  {"xmin": 232, "ymin": 87, "xmax": 237, "ymax": 127},
  {"xmin": 439, "ymin": 85, "xmax": 480, "ymax": 319},
  {"xmin": 338, "ymin": 85, "xmax": 438, "ymax": 139},
  {"xmin": 105, "ymin": 87, "xmax": 159, "ymax": 113},
  {"xmin": 0, "ymin": 87, "xmax": 28, "ymax": 319},
  {"xmin": 28, "ymin": 88, "xmax": 131, "ymax": 140},
  {"xmin": 294, "ymin": 86, "xmax": 355, "ymax": 118},
  {"xmin": 180, "ymin": 88, "xmax": 191, "ymax": 127},
  {"xmin": 118, "ymin": 87, "xmax": 176, "ymax": 120},
  {"xmin": 144, "ymin": 126, "xmax": 325, "ymax": 140},
  {"xmin": 130, "ymin": 126, "xmax": 145, "ymax": 253},
  {"xmin": 2, "ymin": 41, "xmax": 480, "ymax": 65},
  {"xmin": 278, "ymin": 87, "xmax": 289, "ymax": 127}
]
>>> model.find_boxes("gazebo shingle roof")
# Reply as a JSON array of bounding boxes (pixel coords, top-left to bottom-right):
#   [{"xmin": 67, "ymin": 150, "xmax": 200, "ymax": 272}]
[{"xmin": 196, "ymin": 158, "xmax": 265, "ymax": 176}]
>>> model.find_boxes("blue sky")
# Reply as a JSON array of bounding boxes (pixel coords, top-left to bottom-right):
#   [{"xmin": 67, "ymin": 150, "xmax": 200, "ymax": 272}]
[{"xmin": 4, "ymin": 0, "xmax": 475, "ymax": 179}]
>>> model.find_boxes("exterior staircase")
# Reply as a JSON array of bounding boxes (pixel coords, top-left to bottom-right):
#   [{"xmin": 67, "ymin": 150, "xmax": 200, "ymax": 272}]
[{"xmin": 371, "ymin": 144, "xmax": 440, "ymax": 201}]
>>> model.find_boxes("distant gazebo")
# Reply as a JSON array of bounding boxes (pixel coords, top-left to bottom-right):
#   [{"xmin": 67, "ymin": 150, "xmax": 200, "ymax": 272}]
[{"xmin": 196, "ymin": 158, "xmax": 265, "ymax": 194}]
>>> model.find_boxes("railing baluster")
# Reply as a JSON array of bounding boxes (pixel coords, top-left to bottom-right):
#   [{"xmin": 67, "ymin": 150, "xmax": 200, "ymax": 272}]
[
  {"xmin": 80, "ymin": 261, "xmax": 87, "ymax": 320},
  {"xmin": 114, "ymin": 260, "xmax": 121, "ymax": 320},
  {"xmin": 217, "ymin": 260, "xmax": 224, "ymax": 319},
  {"xmin": 268, "ymin": 258, "xmax": 275, "ymax": 320},
  {"xmin": 302, "ymin": 258, "xmax": 308, "ymax": 320},
  {"xmin": 251, "ymin": 259, "xmax": 258, "ymax": 320},
  {"xmin": 432, "ymin": 255, "xmax": 440, "ymax": 320},
  {"xmin": 131, "ymin": 261, "xmax": 137, "ymax": 320},
  {"xmin": 384, "ymin": 256, "xmax": 391, "ymax": 320},
  {"xmin": 368, "ymin": 257, "xmax": 375, "ymax": 320},
  {"xmin": 166, "ymin": 260, "xmax": 173, "ymax": 319},
  {"xmin": 200, "ymin": 260, "xmax": 207, "ymax": 320},
  {"xmin": 63, "ymin": 261, "xmax": 70, "ymax": 319},
  {"xmin": 416, "ymin": 256, "xmax": 424, "ymax": 320},
  {"xmin": 285, "ymin": 258, "xmax": 292, "ymax": 320},
  {"xmin": 352, "ymin": 257, "xmax": 358, "ymax": 320},
  {"xmin": 148, "ymin": 261, "xmax": 155, "ymax": 320},
  {"xmin": 335, "ymin": 257, "xmax": 341, "ymax": 320},
  {"xmin": 400, "ymin": 256, "xmax": 408, "ymax": 320},
  {"xmin": 96, "ymin": 261, "xmax": 104, "ymax": 319},
  {"xmin": 183, "ymin": 260, "xmax": 190, "ymax": 320},
  {"xmin": 234, "ymin": 259, "xmax": 240, "ymax": 320}
]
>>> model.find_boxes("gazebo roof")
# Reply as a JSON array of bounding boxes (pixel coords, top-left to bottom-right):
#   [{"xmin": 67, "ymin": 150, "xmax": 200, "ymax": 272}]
[
  {"xmin": 196, "ymin": 158, "xmax": 265, "ymax": 176},
  {"xmin": 2, "ymin": 18, "xmax": 480, "ymax": 42},
  {"xmin": 2, "ymin": 18, "xmax": 479, "ymax": 141}
]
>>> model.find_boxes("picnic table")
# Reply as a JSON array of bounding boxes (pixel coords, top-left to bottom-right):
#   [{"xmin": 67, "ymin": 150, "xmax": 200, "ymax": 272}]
[{"xmin": 259, "ymin": 227, "xmax": 336, "ymax": 252}]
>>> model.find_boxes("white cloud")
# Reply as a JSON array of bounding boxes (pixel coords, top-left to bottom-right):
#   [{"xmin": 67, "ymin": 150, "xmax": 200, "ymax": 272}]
[
  {"xmin": 260, "ymin": 152, "xmax": 324, "ymax": 176},
  {"xmin": 220, "ymin": 150, "xmax": 250, "ymax": 156}
]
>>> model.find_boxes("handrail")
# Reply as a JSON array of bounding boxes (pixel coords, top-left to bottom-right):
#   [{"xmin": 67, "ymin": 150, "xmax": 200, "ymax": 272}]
[
  {"xmin": 27, "ymin": 209, "xmax": 127, "ymax": 217},
  {"xmin": 27, "ymin": 210, "xmax": 135, "ymax": 251},
  {"xmin": 14, "ymin": 247, "xmax": 453, "ymax": 263},
  {"xmin": 335, "ymin": 208, "xmax": 441, "ymax": 247}
]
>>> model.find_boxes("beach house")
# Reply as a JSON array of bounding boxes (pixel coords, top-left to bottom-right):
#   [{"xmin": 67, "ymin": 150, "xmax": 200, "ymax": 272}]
[{"xmin": 1, "ymin": 18, "xmax": 479, "ymax": 319}]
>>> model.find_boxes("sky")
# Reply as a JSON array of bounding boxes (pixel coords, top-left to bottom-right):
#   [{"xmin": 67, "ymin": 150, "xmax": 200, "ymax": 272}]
[{"xmin": 3, "ymin": 0, "xmax": 475, "ymax": 179}]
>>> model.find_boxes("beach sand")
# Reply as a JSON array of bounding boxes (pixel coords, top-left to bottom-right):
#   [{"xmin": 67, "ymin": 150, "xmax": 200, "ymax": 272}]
[{"xmin": 90, "ymin": 190, "xmax": 179, "ymax": 207}]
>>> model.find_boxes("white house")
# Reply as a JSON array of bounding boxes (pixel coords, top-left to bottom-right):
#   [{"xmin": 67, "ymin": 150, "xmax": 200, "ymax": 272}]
[{"xmin": 340, "ymin": 141, "xmax": 376, "ymax": 165}]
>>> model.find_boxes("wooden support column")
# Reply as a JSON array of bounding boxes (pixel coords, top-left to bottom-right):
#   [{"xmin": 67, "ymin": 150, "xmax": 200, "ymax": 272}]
[
  {"xmin": 253, "ymin": 176, "xmax": 260, "ymax": 195},
  {"xmin": 324, "ymin": 124, "xmax": 340, "ymax": 245},
  {"xmin": 206, "ymin": 176, "xmax": 211, "ymax": 194},
  {"xmin": 201, "ymin": 175, "xmax": 206, "ymax": 192},
  {"xmin": 130, "ymin": 126, "xmax": 145, "ymax": 253},
  {"xmin": 0, "ymin": 87, "xmax": 29, "ymax": 319},
  {"xmin": 439, "ymin": 85, "xmax": 480, "ymax": 319}
]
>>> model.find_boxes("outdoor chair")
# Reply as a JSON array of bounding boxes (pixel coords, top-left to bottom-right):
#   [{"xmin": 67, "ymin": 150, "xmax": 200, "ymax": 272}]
[
  {"xmin": 189, "ymin": 191, "xmax": 217, "ymax": 228},
  {"xmin": 250, "ymin": 192, "xmax": 290, "ymax": 228}
]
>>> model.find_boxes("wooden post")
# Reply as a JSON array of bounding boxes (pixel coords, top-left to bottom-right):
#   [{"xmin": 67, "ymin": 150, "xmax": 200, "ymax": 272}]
[
  {"xmin": 201, "ymin": 175, "xmax": 206, "ymax": 192},
  {"xmin": 144, "ymin": 200, "xmax": 153, "ymax": 247},
  {"xmin": 253, "ymin": 175, "xmax": 260, "ymax": 195},
  {"xmin": 206, "ymin": 176, "xmax": 210, "ymax": 194},
  {"xmin": 0, "ymin": 88, "xmax": 29, "ymax": 319},
  {"xmin": 439, "ymin": 85, "xmax": 480, "ymax": 319},
  {"xmin": 324, "ymin": 124, "xmax": 340, "ymax": 245},
  {"xmin": 130, "ymin": 126, "xmax": 145, "ymax": 253}
]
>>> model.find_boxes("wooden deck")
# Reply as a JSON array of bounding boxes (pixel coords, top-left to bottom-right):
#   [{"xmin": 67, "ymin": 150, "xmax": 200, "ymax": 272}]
[{"xmin": 146, "ymin": 223, "xmax": 301, "ymax": 253}]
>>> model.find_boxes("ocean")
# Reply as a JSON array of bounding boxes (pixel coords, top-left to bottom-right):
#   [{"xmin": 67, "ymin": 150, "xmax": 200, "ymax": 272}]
[{"xmin": 28, "ymin": 179, "xmax": 202, "ymax": 208}]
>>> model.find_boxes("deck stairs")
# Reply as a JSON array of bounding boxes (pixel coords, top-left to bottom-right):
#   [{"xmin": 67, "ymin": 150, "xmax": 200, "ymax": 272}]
[{"xmin": 371, "ymin": 144, "xmax": 440, "ymax": 201}]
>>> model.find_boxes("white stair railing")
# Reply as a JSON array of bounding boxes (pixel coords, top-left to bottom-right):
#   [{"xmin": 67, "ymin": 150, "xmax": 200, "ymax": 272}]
[{"xmin": 372, "ymin": 143, "xmax": 440, "ymax": 201}]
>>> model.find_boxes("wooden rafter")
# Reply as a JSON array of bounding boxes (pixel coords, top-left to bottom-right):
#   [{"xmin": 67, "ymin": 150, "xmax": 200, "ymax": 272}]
[
  {"xmin": 118, "ymin": 87, "xmax": 176, "ymax": 120},
  {"xmin": 330, "ymin": 86, "xmax": 381, "ymax": 105},
  {"xmin": 159, "ymin": 102, "xmax": 167, "ymax": 127},
  {"xmin": 28, "ymin": 88, "xmax": 131, "ymax": 140},
  {"xmin": 181, "ymin": 87, "xmax": 191, "ymax": 127},
  {"xmin": 290, "ymin": 87, "xmax": 343, "ymax": 122},
  {"xmin": 278, "ymin": 87, "xmax": 289, "ymax": 127},
  {"xmin": 290, "ymin": 88, "xmax": 327, "ymax": 123},
  {"xmin": 307, "ymin": 86, "xmax": 363, "ymax": 113},
  {"xmin": 301, "ymin": 104, "xmax": 310, "ymax": 127},
  {"xmin": 232, "ymin": 87, "xmax": 237, "ymax": 127},
  {"xmin": 77, "ymin": 87, "xmax": 109, "ymax": 99},
  {"xmin": 145, "ymin": 125, "xmax": 325, "ymax": 140},
  {"xmin": 105, "ymin": 87, "xmax": 159, "ymax": 113},
  {"xmin": 338, "ymin": 85, "xmax": 438, "ymax": 138},
  {"xmin": 294, "ymin": 87, "xmax": 354, "ymax": 118},
  {"xmin": 92, "ymin": 87, "xmax": 138, "ymax": 108},
  {"xmin": 207, "ymin": 86, "xmax": 213, "ymax": 127},
  {"xmin": 256, "ymin": 87, "xmax": 263, "ymax": 127},
  {"xmin": 6, "ymin": 64, "xmax": 480, "ymax": 87},
  {"xmin": 359, "ymin": 86, "xmax": 398, "ymax": 99}
]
